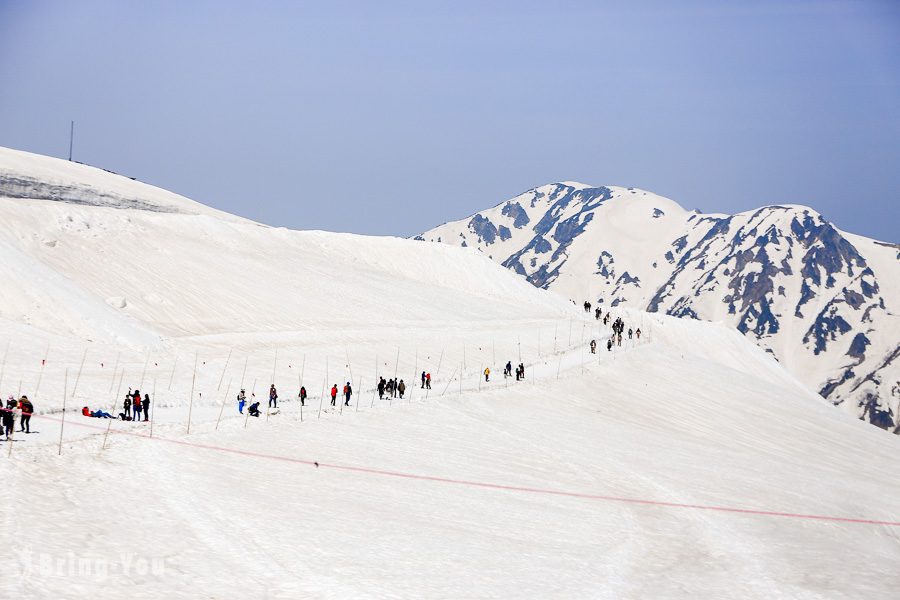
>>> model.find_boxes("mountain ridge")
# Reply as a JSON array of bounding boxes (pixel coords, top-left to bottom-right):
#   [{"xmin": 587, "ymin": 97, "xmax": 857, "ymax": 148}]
[{"xmin": 420, "ymin": 182, "xmax": 900, "ymax": 431}]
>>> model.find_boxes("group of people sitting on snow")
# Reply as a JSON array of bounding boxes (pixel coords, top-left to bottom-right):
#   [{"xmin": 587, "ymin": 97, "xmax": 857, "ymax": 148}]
[
  {"xmin": 1, "ymin": 395, "xmax": 35, "ymax": 439},
  {"xmin": 82, "ymin": 388, "xmax": 150, "ymax": 421}
]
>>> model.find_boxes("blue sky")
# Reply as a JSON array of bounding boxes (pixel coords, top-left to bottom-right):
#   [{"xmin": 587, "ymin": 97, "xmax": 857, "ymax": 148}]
[{"xmin": 1, "ymin": 0, "xmax": 897, "ymax": 241}]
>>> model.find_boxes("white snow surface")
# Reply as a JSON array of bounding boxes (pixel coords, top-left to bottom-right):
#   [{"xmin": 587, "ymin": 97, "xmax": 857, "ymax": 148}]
[{"xmin": 0, "ymin": 148, "xmax": 899, "ymax": 598}]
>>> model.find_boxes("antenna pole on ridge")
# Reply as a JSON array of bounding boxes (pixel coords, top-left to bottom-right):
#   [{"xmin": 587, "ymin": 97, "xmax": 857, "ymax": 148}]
[{"xmin": 68, "ymin": 121, "xmax": 74, "ymax": 161}]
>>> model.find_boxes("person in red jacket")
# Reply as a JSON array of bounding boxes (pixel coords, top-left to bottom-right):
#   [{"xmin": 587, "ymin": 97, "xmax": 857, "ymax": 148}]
[
  {"xmin": 132, "ymin": 390, "xmax": 142, "ymax": 422},
  {"xmin": 330, "ymin": 384, "xmax": 338, "ymax": 407},
  {"xmin": 425, "ymin": 372, "xmax": 431, "ymax": 390}
]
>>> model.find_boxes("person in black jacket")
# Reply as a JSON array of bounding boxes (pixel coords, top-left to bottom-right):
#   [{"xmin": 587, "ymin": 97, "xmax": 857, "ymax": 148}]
[{"xmin": 19, "ymin": 395, "xmax": 33, "ymax": 433}]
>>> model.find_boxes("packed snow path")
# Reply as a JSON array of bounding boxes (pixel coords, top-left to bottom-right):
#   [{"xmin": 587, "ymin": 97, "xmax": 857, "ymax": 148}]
[{"xmin": 2, "ymin": 316, "xmax": 900, "ymax": 599}]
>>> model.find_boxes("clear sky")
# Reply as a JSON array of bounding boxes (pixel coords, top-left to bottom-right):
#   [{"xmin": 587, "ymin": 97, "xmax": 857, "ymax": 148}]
[{"xmin": 1, "ymin": 0, "xmax": 897, "ymax": 241}]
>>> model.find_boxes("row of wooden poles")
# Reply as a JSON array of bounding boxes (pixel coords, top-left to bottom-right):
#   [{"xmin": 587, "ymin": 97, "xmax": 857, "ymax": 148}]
[{"xmin": 1, "ymin": 311, "xmax": 652, "ymax": 458}]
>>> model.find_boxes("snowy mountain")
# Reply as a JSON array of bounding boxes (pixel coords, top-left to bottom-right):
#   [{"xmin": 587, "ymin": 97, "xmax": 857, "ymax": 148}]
[
  {"xmin": 419, "ymin": 183, "xmax": 900, "ymax": 429},
  {"xmin": 2, "ymin": 148, "xmax": 900, "ymax": 598}
]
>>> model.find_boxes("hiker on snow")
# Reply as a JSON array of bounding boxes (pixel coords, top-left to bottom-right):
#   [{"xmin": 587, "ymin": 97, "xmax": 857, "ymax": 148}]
[
  {"xmin": 330, "ymin": 384, "xmax": 338, "ymax": 406},
  {"xmin": 484, "ymin": 367, "xmax": 490, "ymax": 382},
  {"xmin": 344, "ymin": 382, "xmax": 352, "ymax": 406},
  {"xmin": 504, "ymin": 361, "xmax": 512, "ymax": 377},
  {"xmin": 425, "ymin": 372, "xmax": 432, "ymax": 389},
  {"xmin": 269, "ymin": 384, "xmax": 278, "ymax": 408},
  {"xmin": 299, "ymin": 386, "xmax": 307, "ymax": 406},
  {"xmin": 133, "ymin": 389, "xmax": 142, "ymax": 422},
  {"xmin": 123, "ymin": 393, "xmax": 132, "ymax": 419},
  {"xmin": 636, "ymin": 328, "xmax": 642, "ymax": 340},
  {"xmin": 18, "ymin": 396, "xmax": 33, "ymax": 433},
  {"xmin": 237, "ymin": 389, "xmax": 247, "ymax": 413},
  {"xmin": 3, "ymin": 397, "xmax": 15, "ymax": 437},
  {"xmin": 378, "ymin": 378, "xmax": 386, "ymax": 400},
  {"xmin": 248, "ymin": 402, "xmax": 261, "ymax": 417},
  {"xmin": 590, "ymin": 339, "xmax": 597, "ymax": 354},
  {"xmin": 421, "ymin": 371, "xmax": 426, "ymax": 389},
  {"xmin": 398, "ymin": 379, "xmax": 406, "ymax": 398},
  {"xmin": 142, "ymin": 392, "xmax": 150, "ymax": 421}
]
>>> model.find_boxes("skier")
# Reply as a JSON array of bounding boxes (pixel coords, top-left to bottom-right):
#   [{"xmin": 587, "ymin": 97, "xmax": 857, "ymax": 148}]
[
  {"xmin": 590, "ymin": 339, "xmax": 597, "ymax": 354},
  {"xmin": 484, "ymin": 367, "xmax": 490, "ymax": 382},
  {"xmin": 330, "ymin": 384, "xmax": 338, "ymax": 407},
  {"xmin": 298, "ymin": 386, "xmax": 307, "ymax": 406},
  {"xmin": 123, "ymin": 393, "xmax": 132, "ymax": 419},
  {"xmin": 607, "ymin": 339, "xmax": 612, "ymax": 352},
  {"xmin": 269, "ymin": 384, "xmax": 278, "ymax": 409},
  {"xmin": 636, "ymin": 328, "xmax": 642, "ymax": 340},
  {"xmin": 132, "ymin": 390, "xmax": 142, "ymax": 422},
  {"xmin": 398, "ymin": 379, "xmax": 406, "ymax": 399},
  {"xmin": 425, "ymin": 372, "xmax": 432, "ymax": 390},
  {"xmin": 421, "ymin": 371, "xmax": 426, "ymax": 389},
  {"xmin": 248, "ymin": 402, "xmax": 261, "ymax": 418},
  {"xmin": 377, "ymin": 377, "xmax": 386, "ymax": 400},
  {"xmin": 237, "ymin": 389, "xmax": 247, "ymax": 414},
  {"xmin": 143, "ymin": 392, "xmax": 150, "ymax": 421},
  {"xmin": 19, "ymin": 395, "xmax": 33, "ymax": 433},
  {"xmin": 343, "ymin": 382, "xmax": 352, "ymax": 406}
]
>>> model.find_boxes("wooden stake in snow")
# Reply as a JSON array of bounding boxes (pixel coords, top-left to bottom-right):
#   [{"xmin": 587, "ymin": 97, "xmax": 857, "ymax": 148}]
[
  {"xmin": 427, "ymin": 347, "xmax": 444, "ymax": 401},
  {"xmin": 390, "ymin": 347, "xmax": 400, "ymax": 406},
  {"xmin": 186, "ymin": 352, "xmax": 198, "ymax": 435},
  {"xmin": 150, "ymin": 374, "xmax": 157, "ymax": 439},
  {"xmin": 440, "ymin": 364, "xmax": 459, "ymax": 397},
  {"xmin": 215, "ymin": 378, "xmax": 233, "ymax": 431},
  {"xmin": 345, "ymin": 348, "xmax": 354, "ymax": 384},
  {"xmin": 109, "ymin": 350, "xmax": 121, "ymax": 392},
  {"xmin": 410, "ymin": 348, "xmax": 417, "ymax": 403},
  {"xmin": 34, "ymin": 342, "xmax": 51, "ymax": 400},
  {"xmin": 139, "ymin": 351, "xmax": 150, "ymax": 390},
  {"xmin": 239, "ymin": 354, "xmax": 248, "ymax": 391},
  {"xmin": 71, "ymin": 347, "xmax": 87, "ymax": 400},
  {"xmin": 217, "ymin": 348, "xmax": 233, "ymax": 391},
  {"xmin": 370, "ymin": 353, "xmax": 378, "ymax": 409},
  {"xmin": 58, "ymin": 368, "xmax": 68, "ymax": 456},
  {"xmin": 102, "ymin": 368, "xmax": 125, "ymax": 451},
  {"xmin": 318, "ymin": 357, "xmax": 328, "ymax": 419},
  {"xmin": 167, "ymin": 353, "xmax": 177, "ymax": 391}
]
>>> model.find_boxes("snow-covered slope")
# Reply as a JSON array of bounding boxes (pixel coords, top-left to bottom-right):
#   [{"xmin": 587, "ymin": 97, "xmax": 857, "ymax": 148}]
[
  {"xmin": 420, "ymin": 183, "xmax": 900, "ymax": 430},
  {"xmin": 2, "ymin": 148, "xmax": 900, "ymax": 598},
  {"xmin": 0, "ymin": 147, "xmax": 571, "ymax": 347}
]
